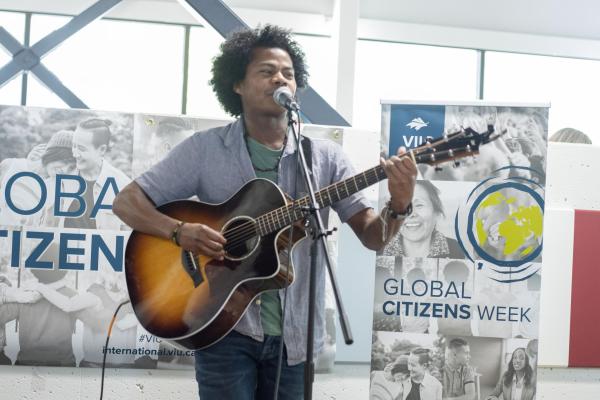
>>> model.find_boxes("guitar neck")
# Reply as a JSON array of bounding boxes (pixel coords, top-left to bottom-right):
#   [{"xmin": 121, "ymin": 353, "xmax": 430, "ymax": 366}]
[
  {"xmin": 254, "ymin": 125, "xmax": 496, "ymax": 236},
  {"xmin": 256, "ymin": 164, "xmax": 387, "ymax": 235}
]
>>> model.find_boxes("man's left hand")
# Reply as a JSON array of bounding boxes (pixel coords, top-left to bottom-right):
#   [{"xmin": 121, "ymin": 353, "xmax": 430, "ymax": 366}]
[{"xmin": 380, "ymin": 146, "xmax": 418, "ymax": 213}]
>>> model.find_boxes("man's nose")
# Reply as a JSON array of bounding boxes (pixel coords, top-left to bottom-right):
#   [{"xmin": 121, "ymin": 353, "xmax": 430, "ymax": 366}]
[{"xmin": 272, "ymin": 71, "xmax": 288, "ymax": 85}]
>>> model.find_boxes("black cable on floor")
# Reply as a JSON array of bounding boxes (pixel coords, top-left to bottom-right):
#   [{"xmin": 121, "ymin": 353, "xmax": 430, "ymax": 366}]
[{"xmin": 99, "ymin": 299, "xmax": 131, "ymax": 400}]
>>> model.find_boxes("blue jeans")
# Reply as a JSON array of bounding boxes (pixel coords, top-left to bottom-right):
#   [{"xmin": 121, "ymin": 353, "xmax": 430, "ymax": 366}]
[{"xmin": 194, "ymin": 331, "xmax": 305, "ymax": 400}]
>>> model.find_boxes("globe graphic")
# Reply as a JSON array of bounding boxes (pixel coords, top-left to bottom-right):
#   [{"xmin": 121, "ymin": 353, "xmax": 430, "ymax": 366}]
[{"xmin": 473, "ymin": 189, "xmax": 543, "ymax": 262}]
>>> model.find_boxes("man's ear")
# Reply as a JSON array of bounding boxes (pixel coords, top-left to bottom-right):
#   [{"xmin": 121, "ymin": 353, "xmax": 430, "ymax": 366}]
[
  {"xmin": 233, "ymin": 81, "xmax": 243, "ymax": 95},
  {"xmin": 98, "ymin": 144, "xmax": 108, "ymax": 156}
]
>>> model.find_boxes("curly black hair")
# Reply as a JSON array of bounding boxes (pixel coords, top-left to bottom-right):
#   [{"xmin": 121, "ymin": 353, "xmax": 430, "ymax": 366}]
[{"xmin": 209, "ymin": 24, "xmax": 309, "ymax": 117}]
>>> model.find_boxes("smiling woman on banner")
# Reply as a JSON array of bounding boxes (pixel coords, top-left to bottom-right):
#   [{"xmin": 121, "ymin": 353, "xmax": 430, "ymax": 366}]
[
  {"xmin": 381, "ymin": 181, "xmax": 465, "ymax": 259},
  {"xmin": 485, "ymin": 347, "xmax": 536, "ymax": 400}
]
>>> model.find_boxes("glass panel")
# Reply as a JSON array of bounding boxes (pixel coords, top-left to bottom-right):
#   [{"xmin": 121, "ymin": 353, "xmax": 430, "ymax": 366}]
[
  {"xmin": 293, "ymin": 34, "xmax": 336, "ymax": 106},
  {"xmin": 28, "ymin": 14, "xmax": 184, "ymax": 114},
  {"xmin": 26, "ymin": 74, "xmax": 67, "ymax": 108},
  {"xmin": 484, "ymin": 51, "xmax": 600, "ymax": 144},
  {"xmin": 353, "ymin": 40, "xmax": 478, "ymax": 131},
  {"xmin": 0, "ymin": 11, "xmax": 25, "ymax": 105},
  {"xmin": 186, "ymin": 26, "xmax": 230, "ymax": 120}
]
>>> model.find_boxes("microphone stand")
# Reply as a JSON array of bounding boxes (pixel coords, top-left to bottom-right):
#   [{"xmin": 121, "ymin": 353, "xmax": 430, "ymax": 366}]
[{"xmin": 285, "ymin": 108, "xmax": 354, "ymax": 400}]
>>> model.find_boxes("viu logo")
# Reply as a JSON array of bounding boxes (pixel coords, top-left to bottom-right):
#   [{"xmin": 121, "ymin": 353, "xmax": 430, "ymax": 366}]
[{"xmin": 406, "ymin": 117, "xmax": 429, "ymax": 131}]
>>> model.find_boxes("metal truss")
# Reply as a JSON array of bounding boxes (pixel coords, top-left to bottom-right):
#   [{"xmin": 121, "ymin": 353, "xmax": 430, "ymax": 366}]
[
  {"xmin": 183, "ymin": 0, "xmax": 350, "ymax": 126},
  {"xmin": 0, "ymin": 0, "xmax": 123, "ymax": 108},
  {"xmin": 0, "ymin": 0, "xmax": 349, "ymax": 125}
]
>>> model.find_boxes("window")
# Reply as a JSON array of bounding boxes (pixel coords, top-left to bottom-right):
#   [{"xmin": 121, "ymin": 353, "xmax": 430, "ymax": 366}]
[
  {"xmin": 185, "ymin": 26, "xmax": 230, "ymax": 120},
  {"xmin": 0, "ymin": 11, "xmax": 25, "ymax": 106},
  {"xmin": 27, "ymin": 14, "xmax": 184, "ymax": 114},
  {"xmin": 484, "ymin": 51, "xmax": 600, "ymax": 143},
  {"xmin": 293, "ymin": 34, "xmax": 336, "ymax": 107},
  {"xmin": 353, "ymin": 40, "xmax": 479, "ymax": 131}
]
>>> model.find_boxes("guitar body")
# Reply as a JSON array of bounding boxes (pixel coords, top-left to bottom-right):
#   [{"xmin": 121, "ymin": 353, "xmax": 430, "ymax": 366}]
[{"xmin": 125, "ymin": 179, "xmax": 306, "ymax": 350}]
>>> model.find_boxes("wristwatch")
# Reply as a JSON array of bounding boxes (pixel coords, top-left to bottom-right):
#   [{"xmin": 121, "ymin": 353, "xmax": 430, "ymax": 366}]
[{"xmin": 386, "ymin": 200, "xmax": 413, "ymax": 220}]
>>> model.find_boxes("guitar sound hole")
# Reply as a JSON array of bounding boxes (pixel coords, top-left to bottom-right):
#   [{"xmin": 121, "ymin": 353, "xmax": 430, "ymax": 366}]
[{"xmin": 222, "ymin": 216, "xmax": 260, "ymax": 261}]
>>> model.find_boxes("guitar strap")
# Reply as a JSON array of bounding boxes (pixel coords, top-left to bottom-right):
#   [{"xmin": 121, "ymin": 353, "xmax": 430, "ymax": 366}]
[{"xmin": 300, "ymin": 135, "xmax": 313, "ymax": 175}]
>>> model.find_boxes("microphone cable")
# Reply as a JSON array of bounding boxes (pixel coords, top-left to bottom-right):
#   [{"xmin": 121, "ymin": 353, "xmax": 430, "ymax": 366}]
[{"xmin": 99, "ymin": 299, "xmax": 131, "ymax": 400}]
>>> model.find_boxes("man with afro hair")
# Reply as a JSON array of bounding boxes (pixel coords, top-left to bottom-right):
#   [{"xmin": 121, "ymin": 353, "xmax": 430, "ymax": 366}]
[{"xmin": 114, "ymin": 24, "xmax": 416, "ymax": 399}]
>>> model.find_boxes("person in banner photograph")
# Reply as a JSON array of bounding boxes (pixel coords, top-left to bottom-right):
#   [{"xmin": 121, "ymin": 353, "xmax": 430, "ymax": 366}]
[
  {"xmin": 133, "ymin": 116, "xmax": 195, "ymax": 178},
  {"xmin": 147, "ymin": 117, "xmax": 194, "ymax": 167},
  {"xmin": 381, "ymin": 181, "xmax": 465, "ymax": 259},
  {"xmin": 370, "ymin": 354, "xmax": 410, "ymax": 400},
  {"xmin": 422, "ymin": 107, "xmax": 547, "ymax": 185},
  {"xmin": 404, "ymin": 348, "xmax": 443, "ymax": 400},
  {"xmin": 436, "ymin": 261, "xmax": 474, "ymax": 337},
  {"xmin": 0, "ymin": 130, "xmax": 76, "ymax": 227},
  {"xmin": 442, "ymin": 338, "xmax": 477, "ymax": 400},
  {"xmin": 485, "ymin": 348, "xmax": 536, "ymax": 400},
  {"xmin": 373, "ymin": 257, "xmax": 402, "ymax": 333},
  {"xmin": 0, "ymin": 274, "xmax": 42, "ymax": 364},
  {"xmin": 36, "ymin": 130, "xmax": 78, "ymax": 227},
  {"xmin": 113, "ymin": 24, "xmax": 417, "ymax": 399},
  {"xmin": 64, "ymin": 118, "xmax": 131, "ymax": 230},
  {"xmin": 515, "ymin": 273, "xmax": 541, "ymax": 339},
  {"xmin": 30, "ymin": 269, "xmax": 138, "ymax": 368},
  {"xmin": 0, "ymin": 244, "xmax": 79, "ymax": 366},
  {"xmin": 401, "ymin": 264, "xmax": 431, "ymax": 334},
  {"xmin": 475, "ymin": 284, "xmax": 516, "ymax": 339}
]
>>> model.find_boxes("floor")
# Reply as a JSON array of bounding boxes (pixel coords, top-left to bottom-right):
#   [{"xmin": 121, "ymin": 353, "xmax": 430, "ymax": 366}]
[{"xmin": 314, "ymin": 363, "xmax": 600, "ymax": 400}]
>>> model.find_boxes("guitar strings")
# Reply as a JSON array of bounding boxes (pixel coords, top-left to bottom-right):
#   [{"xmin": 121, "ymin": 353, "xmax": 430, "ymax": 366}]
[
  {"xmin": 222, "ymin": 167, "xmax": 381, "ymax": 243},
  {"xmin": 221, "ymin": 168, "xmax": 384, "ymax": 250},
  {"xmin": 220, "ymin": 144, "xmax": 464, "ymax": 250}
]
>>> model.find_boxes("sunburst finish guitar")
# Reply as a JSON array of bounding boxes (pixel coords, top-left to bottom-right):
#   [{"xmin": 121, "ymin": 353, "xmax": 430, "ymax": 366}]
[{"xmin": 124, "ymin": 127, "xmax": 501, "ymax": 350}]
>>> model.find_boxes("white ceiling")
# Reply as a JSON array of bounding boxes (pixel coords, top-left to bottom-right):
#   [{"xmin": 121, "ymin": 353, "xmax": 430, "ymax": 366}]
[
  {"xmin": 2, "ymin": 0, "xmax": 600, "ymax": 41},
  {"xmin": 224, "ymin": 0, "xmax": 600, "ymax": 41}
]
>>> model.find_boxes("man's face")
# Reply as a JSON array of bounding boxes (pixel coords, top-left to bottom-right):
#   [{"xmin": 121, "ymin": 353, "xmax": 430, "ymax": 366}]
[
  {"xmin": 393, "ymin": 371, "xmax": 409, "ymax": 382},
  {"xmin": 45, "ymin": 160, "xmax": 76, "ymax": 178},
  {"xmin": 234, "ymin": 47, "xmax": 297, "ymax": 117},
  {"xmin": 148, "ymin": 127, "xmax": 190, "ymax": 166},
  {"xmin": 454, "ymin": 345, "xmax": 470, "ymax": 366},
  {"xmin": 408, "ymin": 354, "xmax": 425, "ymax": 381},
  {"xmin": 72, "ymin": 128, "xmax": 106, "ymax": 173}
]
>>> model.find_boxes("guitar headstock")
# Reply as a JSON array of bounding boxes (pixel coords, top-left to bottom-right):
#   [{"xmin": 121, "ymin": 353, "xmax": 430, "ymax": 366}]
[{"xmin": 410, "ymin": 124, "xmax": 504, "ymax": 166}]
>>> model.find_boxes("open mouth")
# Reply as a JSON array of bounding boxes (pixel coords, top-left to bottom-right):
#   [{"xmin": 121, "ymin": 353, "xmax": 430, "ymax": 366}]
[{"xmin": 403, "ymin": 219, "xmax": 423, "ymax": 230}]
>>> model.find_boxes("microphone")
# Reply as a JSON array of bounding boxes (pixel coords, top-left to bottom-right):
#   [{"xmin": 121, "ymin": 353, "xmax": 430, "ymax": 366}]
[{"xmin": 273, "ymin": 86, "xmax": 299, "ymax": 111}]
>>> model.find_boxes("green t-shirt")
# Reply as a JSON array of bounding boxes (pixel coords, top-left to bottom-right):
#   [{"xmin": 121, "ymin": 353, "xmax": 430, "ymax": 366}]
[{"xmin": 245, "ymin": 135, "xmax": 283, "ymax": 336}]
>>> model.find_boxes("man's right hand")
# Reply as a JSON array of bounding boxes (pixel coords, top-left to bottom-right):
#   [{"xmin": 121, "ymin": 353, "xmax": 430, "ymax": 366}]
[{"xmin": 177, "ymin": 223, "xmax": 227, "ymax": 261}]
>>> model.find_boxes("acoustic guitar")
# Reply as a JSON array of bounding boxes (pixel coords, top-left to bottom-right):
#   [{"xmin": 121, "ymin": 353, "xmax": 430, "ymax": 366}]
[{"xmin": 124, "ymin": 127, "xmax": 500, "ymax": 350}]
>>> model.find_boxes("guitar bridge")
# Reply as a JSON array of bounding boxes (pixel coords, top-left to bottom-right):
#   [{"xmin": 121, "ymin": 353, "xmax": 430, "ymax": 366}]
[{"xmin": 181, "ymin": 250, "xmax": 204, "ymax": 288}]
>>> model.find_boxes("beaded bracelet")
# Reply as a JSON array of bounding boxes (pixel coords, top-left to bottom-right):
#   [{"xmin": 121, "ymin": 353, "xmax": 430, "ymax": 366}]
[{"xmin": 170, "ymin": 221, "xmax": 185, "ymax": 246}]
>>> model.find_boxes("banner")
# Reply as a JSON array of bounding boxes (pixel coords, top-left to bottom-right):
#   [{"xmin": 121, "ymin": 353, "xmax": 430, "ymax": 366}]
[
  {"xmin": 0, "ymin": 105, "xmax": 341, "ymax": 369},
  {"xmin": 371, "ymin": 102, "xmax": 548, "ymax": 400}
]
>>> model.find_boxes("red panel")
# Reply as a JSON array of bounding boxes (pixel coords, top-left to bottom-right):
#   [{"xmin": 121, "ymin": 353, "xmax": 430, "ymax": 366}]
[{"xmin": 569, "ymin": 209, "xmax": 600, "ymax": 367}]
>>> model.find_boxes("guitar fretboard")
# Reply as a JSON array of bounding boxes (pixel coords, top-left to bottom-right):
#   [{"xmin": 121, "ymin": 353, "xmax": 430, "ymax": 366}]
[
  {"xmin": 255, "ymin": 165, "xmax": 387, "ymax": 235},
  {"xmin": 252, "ymin": 127, "xmax": 489, "ymax": 236}
]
